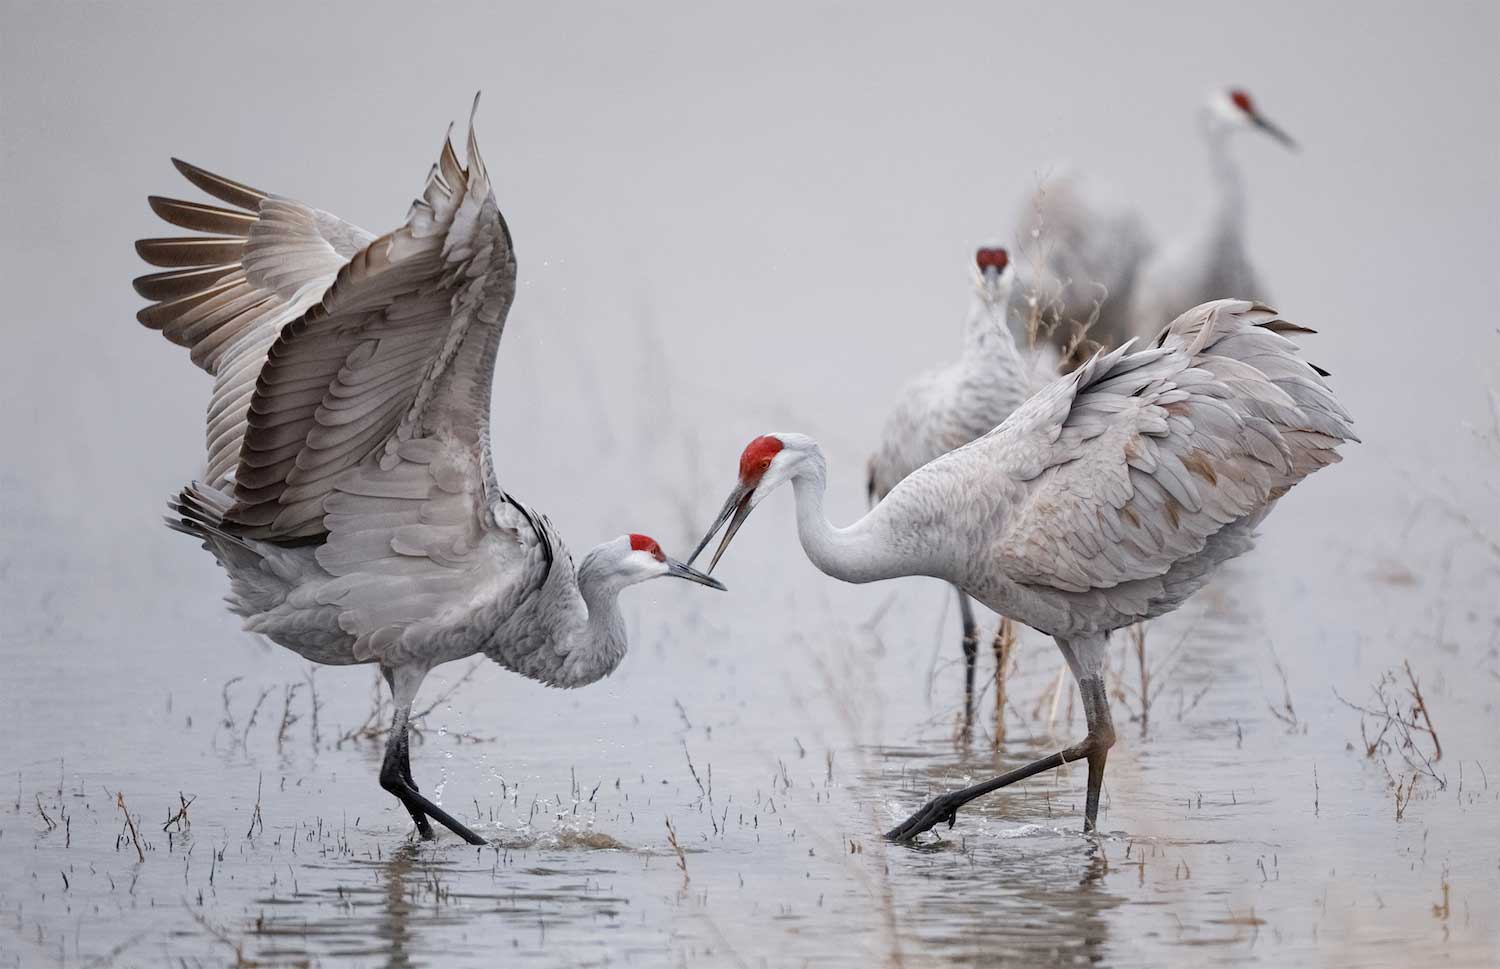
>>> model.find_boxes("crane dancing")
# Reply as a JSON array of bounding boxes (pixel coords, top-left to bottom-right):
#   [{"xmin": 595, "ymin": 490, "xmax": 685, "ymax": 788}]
[
  {"xmin": 134, "ymin": 107, "xmax": 723, "ymax": 846},
  {"xmin": 690, "ymin": 300, "xmax": 1354, "ymax": 841},
  {"xmin": 867, "ymin": 246, "xmax": 1053, "ymax": 730}
]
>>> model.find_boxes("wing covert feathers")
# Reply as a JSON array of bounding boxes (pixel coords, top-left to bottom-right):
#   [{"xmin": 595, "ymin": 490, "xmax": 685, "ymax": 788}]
[
  {"xmin": 224, "ymin": 121, "xmax": 517, "ymax": 540},
  {"xmin": 994, "ymin": 299, "xmax": 1355, "ymax": 601}
]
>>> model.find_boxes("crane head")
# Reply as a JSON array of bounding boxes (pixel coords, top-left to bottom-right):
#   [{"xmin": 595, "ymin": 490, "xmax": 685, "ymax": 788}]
[
  {"xmin": 972, "ymin": 246, "xmax": 1012, "ymax": 302},
  {"xmin": 689, "ymin": 433, "xmax": 814, "ymax": 572},
  {"xmin": 584, "ymin": 534, "xmax": 726, "ymax": 590},
  {"xmin": 1210, "ymin": 88, "xmax": 1297, "ymax": 150}
]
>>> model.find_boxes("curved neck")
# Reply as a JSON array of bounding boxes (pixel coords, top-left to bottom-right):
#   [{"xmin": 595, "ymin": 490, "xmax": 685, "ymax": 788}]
[
  {"xmin": 564, "ymin": 559, "xmax": 633, "ymax": 687},
  {"xmin": 491, "ymin": 551, "xmax": 630, "ymax": 689},
  {"xmin": 788, "ymin": 448, "xmax": 921, "ymax": 584}
]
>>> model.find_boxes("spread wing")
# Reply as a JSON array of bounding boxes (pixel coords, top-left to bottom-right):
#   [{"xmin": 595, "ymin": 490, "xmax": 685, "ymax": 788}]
[
  {"xmin": 134, "ymin": 160, "xmax": 375, "ymax": 486},
  {"xmin": 225, "ymin": 116, "xmax": 541, "ymax": 662},
  {"xmin": 969, "ymin": 300, "xmax": 1354, "ymax": 606},
  {"xmin": 225, "ymin": 120, "xmax": 517, "ymax": 540}
]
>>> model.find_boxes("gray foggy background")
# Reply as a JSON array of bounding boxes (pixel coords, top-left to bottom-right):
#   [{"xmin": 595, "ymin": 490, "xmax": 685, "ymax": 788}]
[
  {"xmin": 3, "ymin": 0, "xmax": 1495, "ymax": 568},
  {"xmin": 2, "ymin": 3, "xmax": 1497, "ymax": 967}
]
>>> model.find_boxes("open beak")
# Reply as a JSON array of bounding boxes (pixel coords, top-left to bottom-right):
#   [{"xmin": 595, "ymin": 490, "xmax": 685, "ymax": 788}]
[
  {"xmin": 1251, "ymin": 112, "xmax": 1297, "ymax": 150},
  {"xmin": 687, "ymin": 483, "xmax": 755, "ymax": 573},
  {"xmin": 666, "ymin": 557, "xmax": 727, "ymax": 591}
]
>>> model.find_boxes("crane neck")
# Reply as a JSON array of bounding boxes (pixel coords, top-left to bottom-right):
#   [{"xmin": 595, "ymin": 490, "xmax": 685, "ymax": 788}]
[
  {"xmin": 961, "ymin": 278, "xmax": 1024, "ymax": 363},
  {"xmin": 788, "ymin": 447, "xmax": 923, "ymax": 585},
  {"xmin": 1201, "ymin": 117, "xmax": 1247, "ymax": 235},
  {"xmin": 563, "ymin": 553, "xmax": 634, "ymax": 687},
  {"xmin": 486, "ymin": 543, "xmax": 630, "ymax": 690}
]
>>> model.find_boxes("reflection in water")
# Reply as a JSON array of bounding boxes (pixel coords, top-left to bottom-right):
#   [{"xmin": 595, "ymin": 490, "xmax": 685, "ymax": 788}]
[
  {"xmin": 869, "ymin": 741, "xmax": 1125, "ymax": 967},
  {"xmin": 245, "ymin": 838, "xmax": 643, "ymax": 967},
  {"xmin": 377, "ymin": 843, "xmax": 418, "ymax": 969}
]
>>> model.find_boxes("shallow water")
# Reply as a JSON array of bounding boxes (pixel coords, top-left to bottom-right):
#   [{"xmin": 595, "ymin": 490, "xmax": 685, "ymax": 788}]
[{"xmin": 3, "ymin": 454, "xmax": 1497, "ymax": 967}]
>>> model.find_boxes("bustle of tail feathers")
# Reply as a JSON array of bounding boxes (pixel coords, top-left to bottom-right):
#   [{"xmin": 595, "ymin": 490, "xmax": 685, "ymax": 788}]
[{"xmin": 165, "ymin": 481, "xmax": 252, "ymax": 551}]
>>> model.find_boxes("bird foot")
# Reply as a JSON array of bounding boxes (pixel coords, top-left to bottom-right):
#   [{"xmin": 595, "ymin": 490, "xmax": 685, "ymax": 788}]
[{"xmin": 885, "ymin": 794, "xmax": 962, "ymax": 843}]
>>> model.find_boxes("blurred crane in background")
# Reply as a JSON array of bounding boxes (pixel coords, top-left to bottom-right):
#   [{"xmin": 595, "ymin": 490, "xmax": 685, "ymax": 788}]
[
  {"xmin": 1012, "ymin": 88, "xmax": 1296, "ymax": 367},
  {"xmin": 867, "ymin": 246, "xmax": 1055, "ymax": 735}
]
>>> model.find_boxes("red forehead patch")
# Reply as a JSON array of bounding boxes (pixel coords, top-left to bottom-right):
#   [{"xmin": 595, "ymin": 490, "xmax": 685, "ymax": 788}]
[
  {"xmin": 628, "ymin": 534, "xmax": 665, "ymax": 560},
  {"xmin": 739, "ymin": 435, "xmax": 784, "ymax": 484},
  {"xmin": 1230, "ymin": 89, "xmax": 1254, "ymax": 114},
  {"xmin": 975, "ymin": 247, "xmax": 1009, "ymax": 272}
]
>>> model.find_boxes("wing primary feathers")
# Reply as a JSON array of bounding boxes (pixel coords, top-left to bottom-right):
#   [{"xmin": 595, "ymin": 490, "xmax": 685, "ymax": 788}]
[
  {"xmin": 171, "ymin": 158, "xmax": 269, "ymax": 211},
  {"xmin": 135, "ymin": 237, "xmax": 246, "ymax": 268},
  {"xmin": 148, "ymin": 196, "xmax": 257, "ymax": 235}
]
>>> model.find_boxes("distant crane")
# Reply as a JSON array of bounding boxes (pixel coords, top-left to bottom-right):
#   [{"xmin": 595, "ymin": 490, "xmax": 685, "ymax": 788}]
[
  {"xmin": 690, "ymin": 300, "xmax": 1354, "ymax": 841},
  {"xmin": 1128, "ymin": 89, "xmax": 1296, "ymax": 339},
  {"xmin": 135, "ymin": 109, "xmax": 723, "ymax": 846},
  {"xmin": 1009, "ymin": 174, "xmax": 1153, "ymax": 366},
  {"xmin": 867, "ymin": 246, "xmax": 1053, "ymax": 730},
  {"xmin": 1011, "ymin": 88, "xmax": 1295, "ymax": 364}
]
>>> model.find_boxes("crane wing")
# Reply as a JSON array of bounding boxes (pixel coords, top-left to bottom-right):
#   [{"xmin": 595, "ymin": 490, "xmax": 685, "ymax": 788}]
[
  {"xmin": 224, "ymin": 120, "xmax": 518, "ymax": 541},
  {"xmin": 134, "ymin": 161, "xmax": 376, "ymax": 486},
  {"xmin": 981, "ymin": 300, "xmax": 1354, "ymax": 606},
  {"xmin": 220, "ymin": 116, "xmax": 547, "ymax": 662}
]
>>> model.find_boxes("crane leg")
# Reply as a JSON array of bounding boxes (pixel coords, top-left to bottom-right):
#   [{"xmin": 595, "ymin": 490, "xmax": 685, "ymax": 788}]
[
  {"xmin": 886, "ymin": 669, "xmax": 1115, "ymax": 843},
  {"xmin": 957, "ymin": 588, "xmax": 979, "ymax": 735},
  {"xmin": 378, "ymin": 666, "xmax": 488, "ymax": 846}
]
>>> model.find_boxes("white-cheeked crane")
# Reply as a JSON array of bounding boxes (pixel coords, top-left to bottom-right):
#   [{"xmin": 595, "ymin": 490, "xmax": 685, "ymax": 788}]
[
  {"xmin": 135, "ymin": 108, "xmax": 723, "ymax": 846},
  {"xmin": 867, "ymin": 246, "xmax": 1054, "ymax": 729},
  {"xmin": 691, "ymin": 299, "xmax": 1355, "ymax": 841}
]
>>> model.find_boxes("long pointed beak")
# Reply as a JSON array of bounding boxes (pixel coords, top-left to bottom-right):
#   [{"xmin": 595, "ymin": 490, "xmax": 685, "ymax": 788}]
[
  {"xmin": 1252, "ymin": 113, "xmax": 1297, "ymax": 150},
  {"xmin": 666, "ymin": 557, "xmax": 727, "ymax": 591},
  {"xmin": 687, "ymin": 483, "xmax": 754, "ymax": 573}
]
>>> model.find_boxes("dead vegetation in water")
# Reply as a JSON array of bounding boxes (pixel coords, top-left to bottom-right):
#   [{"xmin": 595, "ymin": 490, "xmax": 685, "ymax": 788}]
[
  {"xmin": 1335, "ymin": 661, "xmax": 1446, "ymax": 800},
  {"xmin": 1015, "ymin": 173, "xmax": 1110, "ymax": 372},
  {"xmin": 334, "ymin": 660, "xmax": 494, "ymax": 748}
]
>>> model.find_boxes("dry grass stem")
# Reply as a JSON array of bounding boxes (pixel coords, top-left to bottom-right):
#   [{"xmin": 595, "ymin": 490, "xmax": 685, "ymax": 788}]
[
  {"xmin": 665, "ymin": 817, "xmax": 688, "ymax": 885},
  {"xmin": 991, "ymin": 618, "xmax": 1016, "ymax": 748},
  {"xmin": 115, "ymin": 792, "xmax": 144, "ymax": 862}
]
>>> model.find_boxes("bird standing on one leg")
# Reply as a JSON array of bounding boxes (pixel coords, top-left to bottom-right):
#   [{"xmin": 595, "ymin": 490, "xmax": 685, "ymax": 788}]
[
  {"xmin": 866, "ymin": 246, "xmax": 1053, "ymax": 735},
  {"xmin": 690, "ymin": 299, "xmax": 1355, "ymax": 841},
  {"xmin": 135, "ymin": 106, "xmax": 723, "ymax": 845}
]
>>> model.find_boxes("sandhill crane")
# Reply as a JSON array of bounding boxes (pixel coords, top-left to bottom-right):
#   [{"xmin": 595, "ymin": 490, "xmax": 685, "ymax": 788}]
[
  {"xmin": 690, "ymin": 300, "xmax": 1354, "ymax": 841},
  {"xmin": 867, "ymin": 246, "xmax": 1054, "ymax": 729},
  {"xmin": 1009, "ymin": 174, "xmax": 1154, "ymax": 367},
  {"xmin": 134, "ymin": 108, "xmax": 724, "ymax": 846},
  {"xmin": 1127, "ymin": 89, "xmax": 1296, "ymax": 340},
  {"xmin": 1011, "ymin": 88, "xmax": 1295, "ymax": 365}
]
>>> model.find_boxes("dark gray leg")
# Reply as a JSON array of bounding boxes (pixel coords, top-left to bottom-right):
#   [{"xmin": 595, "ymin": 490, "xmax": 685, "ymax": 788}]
[
  {"xmin": 1078, "ymin": 674, "xmax": 1115, "ymax": 833},
  {"xmin": 381, "ymin": 668, "xmax": 430, "ymax": 837},
  {"xmin": 380, "ymin": 722, "xmax": 435, "ymax": 840},
  {"xmin": 957, "ymin": 588, "xmax": 979, "ymax": 733},
  {"xmin": 887, "ymin": 672, "xmax": 1115, "ymax": 842},
  {"xmin": 379, "ymin": 666, "xmax": 487, "ymax": 846}
]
